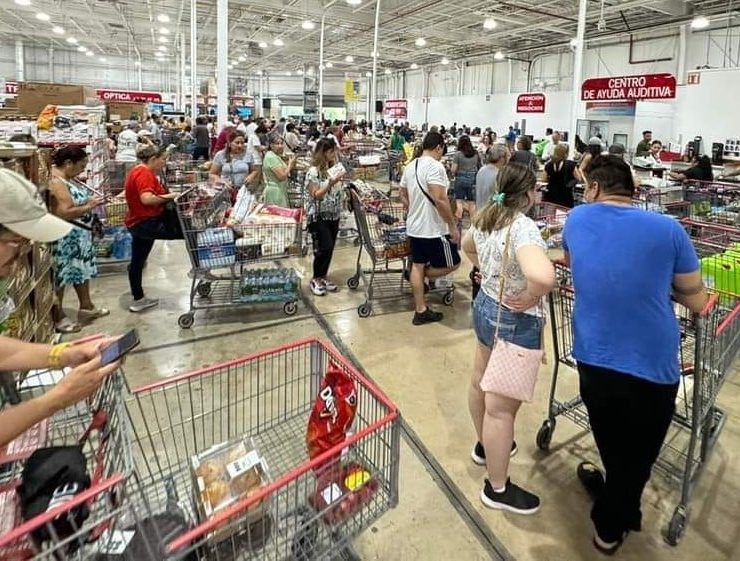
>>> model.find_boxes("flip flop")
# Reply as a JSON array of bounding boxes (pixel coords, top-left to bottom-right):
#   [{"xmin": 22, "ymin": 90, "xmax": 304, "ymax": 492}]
[
  {"xmin": 55, "ymin": 318, "xmax": 82, "ymax": 334},
  {"xmin": 77, "ymin": 308, "xmax": 110, "ymax": 320}
]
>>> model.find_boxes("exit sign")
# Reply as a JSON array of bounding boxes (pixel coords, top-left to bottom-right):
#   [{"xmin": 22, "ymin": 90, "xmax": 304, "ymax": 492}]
[{"xmin": 687, "ymin": 72, "xmax": 700, "ymax": 85}]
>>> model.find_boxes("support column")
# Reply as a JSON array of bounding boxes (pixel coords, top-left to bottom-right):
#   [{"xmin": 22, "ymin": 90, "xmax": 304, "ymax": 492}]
[
  {"xmin": 259, "ymin": 72, "xmax": 265, "ymax": 118},
  {"xmin": 507, "ymin": 59, "xmax": 513, "ymax": 94},
  {"xmin": 677, "ymin": 24, "xmax": 688, "ymax": 84},
  {"xmin": 423, "ymin": 67, "xmax": 430, "ymax": 127},
  {"xmin": 190, "ymin": 0, "xmax": 198, "ymax": 116},
  {"xmin": 458, "ymin": 63, "xmax": 464, "ymax": 96},
  {"xmin": 569, "ymin": 0, "xmax": 587, "ymax": 157},
  {"xmin": 370, "ymin": 0, "xmax": 381, "ymax": 128},
  {"xmin": 15, "ymin": 40, "xmax": 24, "ymax": 82},
  {"xmin": 216, "ymin": 0, "xmax": 228, "ymax": 127},
  {"xmin": 180, "ymin": 33, "xmax": 187, "ymax": 111},
  {"xmin": 319, "ymin": 14, "xmax": 326, "ymax": 119},
  {"xmin": 48, "ymin": 45, "xmax": 54, "ymax": 83}
]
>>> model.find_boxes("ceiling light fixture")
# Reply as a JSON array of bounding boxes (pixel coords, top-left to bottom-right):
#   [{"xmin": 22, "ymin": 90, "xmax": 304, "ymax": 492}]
[
  {"xmin": 14, "ymin": 0, "xmax": 32, "ymax": 5},
  {"xmin": 157, "ymin": 14, "xmax": 170, "ymax": 23},
  {"xmin": 35, "ymin": 12, "xmax": 50, "ymax": 21},
  {"xmin": 691, "ymin": 15, "xmax": 710, "ymax": 29},
  {"xmin": 325, "ymin": 61, "xmax": 333, "ymax": 68},
  {"xmin": 238, "ymin": 55, "xmax": 246, "ymax": 62},
  {"xmin": 441, "ymin": 57, "xmax": 449, "ymax": 65},
  {"xmin": 346, "ymin": 0, "xmax": 362, "ymax": 5},
  {"xmin": 99, "ymin": 57, "xmax": 107, "ymax": 63},
  {"xmin": 134, "ymin": 60, "xmax": 141, "ymax": 66},
  {"xmin": 228, "ymin": 64, "xmax": 233, "ymax": 70},
  {"xmin": 297, "ymin": 69, "xmax": 304, "ymax": 75},
  {"xmin": 52, "ymin": 26, "xmax": 65, "ymax": 34},
  {"xmin": 384, "ymin": 68, "xmax": 391, "ymax": 75},
  {"xmin": 410, "ymin": 63, "xmax": 418, "ymax": 69},
  {"xmin": 345, "ymin": 55, "xmax": 354, "ymax": 62},
  {"xmin": 483, "ymin": 17, "xmax": 497, "ymax": 30},
  {"xmin": 159, "ymin": 27, "xmax": 170, "ymax": 34},
  {"xmin": 66, "ymin": 37, "xmax": 78, "ymax": 44},
  {"xmin": 158, "ymin": 36, "xmax": 169, "ymax": 43},
  {"xmin": 85, "ymin": 51, "xmax": 93, "ymax": 57},
  {"xmin": 569, "ymin": 38, "xmax": 579, "ymax": 47},
  {"xmin": 286, "ymin": 71, "xmax": 292, "ymax": 76},
  {"xmin": 494, "ymin": 50, "xmax": 505, "ymax": 60},
  {"xmin": 258, "ymin": 41, "xmax": 268, "ymax": 48},
  {"xmin": 365, "ymin": 71, "xmax": 371, "ymax": 77},
  {"xmin": 77, "ymin": 45, "xmax": 87, "ymax": 52},
  {"xmin": 273, "ymin": 38, "xmax": 284, "ymax": 46},
  {"xmin": 301, "ymin": 20, "xmax": 315, "ymax": 30},
  {"xmin": 415, "ymin": 37, "xmax": 426, "ymax": 47},
  {"xmin": 159, "ymin": 46, "xmax": 168, "ymax": 52}
]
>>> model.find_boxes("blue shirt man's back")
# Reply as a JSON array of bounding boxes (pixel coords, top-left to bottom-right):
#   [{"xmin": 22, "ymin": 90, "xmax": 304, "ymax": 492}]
[{"xmin": 563, "ymin": 204, "xmax": 699, "ymax": 384}]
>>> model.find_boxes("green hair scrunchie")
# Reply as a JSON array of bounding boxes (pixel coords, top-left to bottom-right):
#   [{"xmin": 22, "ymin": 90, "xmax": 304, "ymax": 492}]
[{"xmin": 490, "ymin": 192, "xmax": 505, "ymax": 205}]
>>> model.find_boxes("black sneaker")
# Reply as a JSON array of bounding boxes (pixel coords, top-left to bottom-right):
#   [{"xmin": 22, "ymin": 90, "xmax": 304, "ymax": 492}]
[
  {"xmin": 412, "ymin": 308, "xmax": 443, "ymax": 325},
  {"xmin": 471, "ymin": 441, "xmax": 518, "ymax": 466},
  {"xmin": 577, "ymin": 462, "xmax": 605, "ymax": 501},
  {"xmin": 593, "ymin": 533, "xmax": 624, "ymax": 556},
  {"xmin": 480, "ymin": 478, "xmax": 540, "ymax": 515}
]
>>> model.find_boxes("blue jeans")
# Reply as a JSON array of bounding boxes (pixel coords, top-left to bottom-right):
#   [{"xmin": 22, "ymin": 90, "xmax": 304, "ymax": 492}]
[
  {"xmin": 473, "ymin": 289, "xmax": 542, "ymax": 349},
  {"xmin": 454, "ymin": 171, "xmax": 477, "ymax": 201}
]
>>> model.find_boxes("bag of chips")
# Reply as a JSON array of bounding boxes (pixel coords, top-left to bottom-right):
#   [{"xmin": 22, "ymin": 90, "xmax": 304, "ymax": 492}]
[{"xmin": 305, "ymin": 363, "xmax": 357, "ymax": 462}]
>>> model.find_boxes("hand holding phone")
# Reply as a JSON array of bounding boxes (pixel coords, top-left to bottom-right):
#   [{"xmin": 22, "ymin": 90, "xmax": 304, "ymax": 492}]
[{"xmin": 100, "ymin": 329, "xmax": 140, "ymax": 365}]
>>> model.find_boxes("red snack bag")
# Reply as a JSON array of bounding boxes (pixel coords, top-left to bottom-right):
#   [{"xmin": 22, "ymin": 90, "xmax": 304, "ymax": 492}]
[
  {"xmin": 308, "ymin": 462, "xmax": 378, "ymax": 525},
  {"xmin": 306, "ymin": 363, "xmax": 357, "ymax": 461}
]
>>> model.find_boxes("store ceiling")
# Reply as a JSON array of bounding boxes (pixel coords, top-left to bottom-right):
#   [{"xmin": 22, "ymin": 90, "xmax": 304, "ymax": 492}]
[{"xmin": 0, "ymin": 0, "xmax": 737, "ymax": 76}]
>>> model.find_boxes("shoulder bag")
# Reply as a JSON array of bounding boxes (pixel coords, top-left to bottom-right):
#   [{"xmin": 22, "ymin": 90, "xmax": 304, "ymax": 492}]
[
  {"xmin": 479, "ymin": 225, "xmax": 544, "ymax": 402},
  {"xmin": 414, "ymin": 159, "xmax": 437, "ymax": 207}
]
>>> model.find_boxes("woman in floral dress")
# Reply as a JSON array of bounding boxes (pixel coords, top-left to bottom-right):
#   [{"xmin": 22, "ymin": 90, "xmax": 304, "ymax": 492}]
[{"xmin": 49, "ymin": 146, "xmax": 107, "ymax": 333}]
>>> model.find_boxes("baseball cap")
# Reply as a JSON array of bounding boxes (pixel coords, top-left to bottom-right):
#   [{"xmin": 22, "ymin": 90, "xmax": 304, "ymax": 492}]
[
  {"xmin": 0, "ymin": 169, "xmax": 72, "ymax": 242},
  {"xmin": 588, "ymin": 136, "xmax": 603, "ymax": 145}
]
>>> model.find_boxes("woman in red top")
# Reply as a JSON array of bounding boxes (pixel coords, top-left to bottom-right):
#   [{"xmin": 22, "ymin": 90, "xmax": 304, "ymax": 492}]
[{"xmin": 124, "ymin": 145, "xmax": 180, "ymax": 312}]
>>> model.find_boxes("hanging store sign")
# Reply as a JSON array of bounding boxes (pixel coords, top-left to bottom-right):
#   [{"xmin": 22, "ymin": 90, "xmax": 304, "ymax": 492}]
[
  {"xmin": 304, "ymin": 90, "xmax": 318, "ymax": 114},
  {"xmin": 344, "ymin": 80, "xmax": 360, "ymax": 103},
  {"xmin": 96, "ymin": 89, "xmax": 162, "ymax": 103},
  {"xmin": 585, "ymin": 101, "xmax": 636, "ymax": 117},
  {"xmin": 4, "ymin": 81, "xmax": 19, "ymax": 95},
  {"xmin": 581, "ymin": 74, "xmax": 676, "ymax": 101},
  {"xmin": 384, "ymin": 99, "xmax": 408, "ymax": 119},
  {"xmin": 516, "ymin": 93, "xmax": 546, "ymax": 113}
]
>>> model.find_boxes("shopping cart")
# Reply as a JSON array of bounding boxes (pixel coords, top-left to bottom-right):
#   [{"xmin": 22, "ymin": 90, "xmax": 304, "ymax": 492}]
[
  {"xmin": 682, "ymin": 180, "xmax": 740, "ymax": 226},
  {"xmin": 114, "ymin": 338, "xmax": 400, "ymax": 560},
  {"xmin": 633, "ymin": 183, "xmax": 687, "ymax": 216},
  {"xmin": 538, "ymin": 263, "xmax": 740, "ymax": 545},
  {"xmin": 346, "ymin": 187, "xmax": 454, "ymax": 318},
  {"xmin": 528, "ymin": 202, "xmax": 570, "ymax": 249},
  {"xmin": 0, "ymin": 344, "xmax": 132, "ymax": 559},
  {"xmin": 343, "ymin": 140, "xmax": 392, "ymax": 197},
  {"xmin": 176, "ymin": 186, "xmax": 304, "ymax": 328}
]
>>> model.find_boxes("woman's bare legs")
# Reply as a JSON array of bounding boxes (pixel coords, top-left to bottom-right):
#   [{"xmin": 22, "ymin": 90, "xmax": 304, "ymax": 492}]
[
  {"xmin": 483, "ymin": 391, "xmax": 522, "ymax": 489},
  {"xmin": 73, "ymin": 280, "xmax": 95, "ymax": 310},
  {"xmin": 468, "ymin": 342, "xmax": 490, "ymax": 442}
]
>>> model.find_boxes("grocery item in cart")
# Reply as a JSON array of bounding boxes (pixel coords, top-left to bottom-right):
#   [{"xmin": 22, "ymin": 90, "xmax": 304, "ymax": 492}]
[
  {"xmin": 309, "ymin": 461, "xmax": 379, "ymax": 524},
  {"xmin": 306, "ymin": 363, "xmax": 358, "ymax": 462},
  {"xmin": 191, "ymin": 437, "xmax": 271, "ymax": 543},
  {"xmin": 196, "ymin": 227, "xmax": 236, "ymax": 269}
]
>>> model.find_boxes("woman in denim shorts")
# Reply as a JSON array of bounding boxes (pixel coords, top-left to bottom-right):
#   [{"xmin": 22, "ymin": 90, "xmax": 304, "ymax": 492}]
[
  {"xmin": 452, "ymin": 135, "xmax": 481, "ymax": 232},
  {"xmin": 461, "ymin": 162, "xmax": 556, "ymax": 515}
]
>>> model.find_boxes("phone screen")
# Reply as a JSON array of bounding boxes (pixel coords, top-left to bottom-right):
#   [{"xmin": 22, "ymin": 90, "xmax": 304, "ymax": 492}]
[{"xmin": 100, "ymin": 329, "xmax": 140, "ymax": 365}]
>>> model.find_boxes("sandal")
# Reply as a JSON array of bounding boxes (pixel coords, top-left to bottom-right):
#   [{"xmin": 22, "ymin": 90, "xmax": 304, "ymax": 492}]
[
  {"xmin": 77, "ymin": 307, "xmax": 110, "ymax": 320},
  {"xmin": 55, "ymin": 318, "xmax": 82, "ymax": 334}
]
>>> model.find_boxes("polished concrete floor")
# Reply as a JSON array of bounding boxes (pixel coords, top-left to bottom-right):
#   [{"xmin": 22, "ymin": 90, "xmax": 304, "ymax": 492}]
[{"xmin": 72, "ymin": 237, "xmax": 740, "ymax": 561}]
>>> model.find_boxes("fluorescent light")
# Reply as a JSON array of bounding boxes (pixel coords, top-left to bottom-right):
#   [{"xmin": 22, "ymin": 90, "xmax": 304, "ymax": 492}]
[
  {"xmin": 158, "ymin": 45, "xmax": 168, "ymax": 52},
  {"xmin": 494, "ymin": 50, "xmax": 505, "ymax": 60},
  {"xmin": 52, "ymin": 26, "xmax": 65, "ymax": 34},
  {"xmin": 301, "ymin": 20, "xmax": 315, "ymax": 30},
  {"xmin": 14, "ymin": 0, "xmax": 32, "ymax": 5},
  {"xmin": 325, "ymin": 61, "xmax": 333, "ymax": 68},
  {"xmin": 228, "ymin": 64, "xmax": 233, "ymax": 70},
  {"xmin": 346, "ymin": 0, "xmax": 362, "ymax": 5},
  {"xmin": 77, "ymin": 45, "xmax": 87, "ymax": 52},
  {"xmin": 231, "ymin": 60, "xmax": 238, "ymax": 66},
  {"xmin": 66, "ymin": 37, "xmax": 78, "ymax": 44},
  {"xmin": 441, "ymin": 57, "xmax": 449, "ymax": 65},
  {"xmin": 258, "ymin": 41, "xmax": 268, "ymax": 48},
  {"xmin": 410, "ymin": 63, "xmax": 418, "ymax": 69},
  {"xmin": 297, "ymin": 69, "xmax": 304, "ymax": 75},
  {"xmin": 85, "ymin": 51, "xmax": 93, "ymax": 57},
  {"xmin": 415, "ymin": 37, "xmax": 426, "ymax": 47},
  {"xmin": 238, "ymin": 55, "xmax": 246, "ymax": 62},
  {"xmin": 99, "ymin": 57, "xmax": 107, "ymax": 63},
  {"xmin": 691, "ymin": 15, "xmax": 709, "ymax": 29},
  {"xmin": 36, "ymin": 12, "xmax": 50, "ymax": 21},
  {"xmin": 157, "ymin": 14, "xmax": 170, "ymax": 23},
  {"xmin": 569, "ymin": 38, "xmax": 579, "ymax": 47},
  {"xmin": 384, "ymin": 68, "xmax": 391, "ymax": 75},
  {"xmin": 159, "ymin": 27, "xmax": 170, "ymax": 34},
  {"xmin": 134, "ymin": 60, "xmax": 141, "ymax": 66},
  {"xmin": 286, "ymin": 71, "xmax": 292, "ymax": 76},
  {"xmin": 158, "ymin": 36, "xmax": 169, "ymax": 43},
  {"xmin": 345, "ymin": 55, "xmax": 354, "ymax": 62},
  {"xmin": 273, "ymin": 38, "xmax": 284, "ymax": 46},
  {"xmin": 365, "ymin": 71, "xmax": 371, "ymax": 77},
  {"xmin": 483, "ymin": 17, "xmax": 497, "ymax": 30}
]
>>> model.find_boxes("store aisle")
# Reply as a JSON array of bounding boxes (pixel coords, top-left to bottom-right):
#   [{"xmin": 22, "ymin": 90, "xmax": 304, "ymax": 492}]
[{"xmin": 75, "ymin": 239, "xmax": 740, "ymax": 561}]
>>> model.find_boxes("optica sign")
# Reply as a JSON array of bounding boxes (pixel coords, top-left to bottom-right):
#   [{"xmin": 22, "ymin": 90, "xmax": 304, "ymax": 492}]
[
  {"xmin": 581, "ymin": 74, "xmax": 676, "ymax": 101},
  {"xmin": 96, "ymin": 89, "xmax": 162, "ymax": 103},
  {"xmin": 384, "ymin": 99, "xmax": 408, "ymax": 119},
  {"xmin": 516, "ymin": 93, "xmax": 546, "ymax": 113}
]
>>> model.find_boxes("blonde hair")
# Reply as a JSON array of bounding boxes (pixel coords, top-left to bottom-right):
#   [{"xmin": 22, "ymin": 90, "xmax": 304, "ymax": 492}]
[
  {"xmin": 551, "ymin": 143, "xmax": 568, "ymax": 165},
  {"xmin": 473, "ymin": 163, "xmax": 536, "ymax": 233}
]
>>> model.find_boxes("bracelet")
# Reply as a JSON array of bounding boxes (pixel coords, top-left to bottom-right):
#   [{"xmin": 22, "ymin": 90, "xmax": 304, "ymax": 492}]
[{"xmin": 48, "ymin": 343, "xmax": 71, "ymax": 369}]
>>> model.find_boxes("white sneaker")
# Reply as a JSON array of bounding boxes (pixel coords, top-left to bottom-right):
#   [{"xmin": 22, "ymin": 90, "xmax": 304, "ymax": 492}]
[
  {"xmin": 321, "ymin": 278, "xmax": 338, "ymax": 292},
  {"xmin": 129, "ymin": 297, "xmax": 159, "ymax": 312},
  {"xmin": 310, "ymin": 279, "xmax": 326, "ymax": 296}
]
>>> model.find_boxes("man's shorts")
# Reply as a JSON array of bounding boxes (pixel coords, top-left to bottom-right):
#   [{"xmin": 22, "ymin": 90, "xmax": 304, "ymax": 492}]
[{"xmin": 409, "ymin": 235, "xmax": 461, "ymax": 268}]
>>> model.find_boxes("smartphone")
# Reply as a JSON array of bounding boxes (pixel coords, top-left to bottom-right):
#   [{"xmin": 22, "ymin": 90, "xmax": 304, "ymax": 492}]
[
  {"xmin": 175, "ymin": 185, "xmax": 198, "ymax": 200},
  {"xmin": 100, "ymin": 329, "xmax": 140, "ymax": 365}
]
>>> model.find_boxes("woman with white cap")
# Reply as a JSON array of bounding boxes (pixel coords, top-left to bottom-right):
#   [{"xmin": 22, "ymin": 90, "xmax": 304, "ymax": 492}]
[{"xmin": 0, "ymin": 168, "xmax": 121, "ymax": 447}]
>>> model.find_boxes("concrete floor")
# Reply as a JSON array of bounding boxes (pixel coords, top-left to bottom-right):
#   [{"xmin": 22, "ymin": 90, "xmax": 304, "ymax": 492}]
[{"xmin": 73, "ymin": 237, "xmax": 740, "ymax": 561}]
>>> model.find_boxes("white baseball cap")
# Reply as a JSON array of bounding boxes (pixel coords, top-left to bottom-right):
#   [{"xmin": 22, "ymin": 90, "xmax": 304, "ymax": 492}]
[{"xmin": 0, "ymin": 169, "xmax": 72, "ymax": 242}]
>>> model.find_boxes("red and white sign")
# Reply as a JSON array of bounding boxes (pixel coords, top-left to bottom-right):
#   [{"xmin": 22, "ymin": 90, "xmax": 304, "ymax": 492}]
[
  {"xmin": 516, "ymin": 93, "xmax": 546, "ymax": 113},
  {"xmin": 384, "ymin": 98, "xmax": 408, "ymax": 119},
  {"xmin": 96, "ymin": 89, "xmax": 162, "ymax": 103},
  {"xmin": 4, "ymin": 81, "xmax": 18, "ymax": 95},
  {"xmin": 581, "ymin": 73, "xmax": 676, "ymax": 101},
  {"xmin": 687, "ymin": 72, "xmax": 701, "ymax": 85}
]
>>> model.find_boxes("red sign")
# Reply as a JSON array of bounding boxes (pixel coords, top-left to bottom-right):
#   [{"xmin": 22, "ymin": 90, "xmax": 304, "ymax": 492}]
[
  {"xmin": 687, "ymin": 72, "xmax": 700, "ymax": 85},
  {"xmin": 96, "ymin": 89, "xmax": 162, "ymax": 103},
  {"xmin": 384, "ymin": 98, "xmax": 408, "ymax": 119},
  {"xmin": 4, "ymin": 81, "xmax": 18, "ymax": 95},
  {"xmin": 516, "ymin": 93, "xmax": 546, "ymax": 113},
  {"xmin": 581, "ymin": 73, "xmax": 676, "ymax": 101}
]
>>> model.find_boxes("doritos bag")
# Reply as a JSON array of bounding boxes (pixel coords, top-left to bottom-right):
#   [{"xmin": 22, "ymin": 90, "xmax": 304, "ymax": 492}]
[{"xmin": 306, "ymin": 364, "xmax": 357, "ymax": 461}]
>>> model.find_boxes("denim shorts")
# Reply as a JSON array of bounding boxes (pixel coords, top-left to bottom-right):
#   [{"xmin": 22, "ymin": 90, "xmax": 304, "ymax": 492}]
[
  {"xmin": 473, "ymin": 289, "xmax": 543, "ymax": 349},
  {"xmin": 454, "ymin": 171, "xmax": 477, "ymax": 201}
]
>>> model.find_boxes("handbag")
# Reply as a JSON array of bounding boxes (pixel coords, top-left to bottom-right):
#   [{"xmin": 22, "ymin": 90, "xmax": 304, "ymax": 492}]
[{"xmin": 479, "ymin": 225, "xmax": 544, "ymax": 402}]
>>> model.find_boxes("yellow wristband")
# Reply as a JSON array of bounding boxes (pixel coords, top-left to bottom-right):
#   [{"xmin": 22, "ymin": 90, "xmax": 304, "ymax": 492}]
[{"xmin": 48, "ymin": 343, "xmax": 71, "ymax": 369}]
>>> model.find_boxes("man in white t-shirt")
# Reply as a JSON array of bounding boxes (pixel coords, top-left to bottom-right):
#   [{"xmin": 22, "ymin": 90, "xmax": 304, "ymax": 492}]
[
  {"xmin": 116, "ymin": 123, "xmax": 140, "ymax": 161},
  {"xmin": 542, "ymin": 131, "xmax": 561, "ymax": 161},
  {"xmin": 400, "ymin": 131, "xmax": 461, "ymax": 325}
]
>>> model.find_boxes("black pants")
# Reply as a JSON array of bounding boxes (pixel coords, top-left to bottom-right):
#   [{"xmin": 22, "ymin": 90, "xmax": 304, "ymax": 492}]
[
  {"xmin": 128, "ymin": 218, "xmax": 182, "ymax": 300},
  {"xmin": 308, "ymin": 219, "xmax": 339, "ymax": 279},
  {"xmin": 578, "ymin": 362, "xmax": 678, "ymax": 543},
  {"xmin": 192, "ymin": 146, "xmax": 210, "ymax": 161}
]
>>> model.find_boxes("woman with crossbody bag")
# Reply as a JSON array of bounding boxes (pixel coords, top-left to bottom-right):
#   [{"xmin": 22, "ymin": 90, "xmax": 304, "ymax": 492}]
[{"xmin": 461, "ymin": 162, "xmax": 555, "ymax": 515}]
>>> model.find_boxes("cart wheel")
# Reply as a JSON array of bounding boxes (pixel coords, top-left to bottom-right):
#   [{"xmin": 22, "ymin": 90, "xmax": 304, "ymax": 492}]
[
  {"xmin": 178, "ymin": 313, "xmax": 195, "ymax": 329},
  {"xmin": 357, "ymin": 303, "xmax": 372, "ymax": 318},
  {"xmin": 442, "ymin": 291, "xmax": 455, "ymax": 306},
  {"xmin": 666, "ymin": 506, "xmax": 687, "ymax": 546},
  {"xmin": 196, "ymin": 282, "xmax": 212, "ymax": 297},
  {"xmin": 536, "ymin": 419, "xmax": 555, "ymax": 451},
  {"xmin": 283, "ymin": 301, "xmax": 298, "ymax": 316},
  {"xmin": 347, "ymin": 276, "xmax": 360, "ymax": 290}
]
